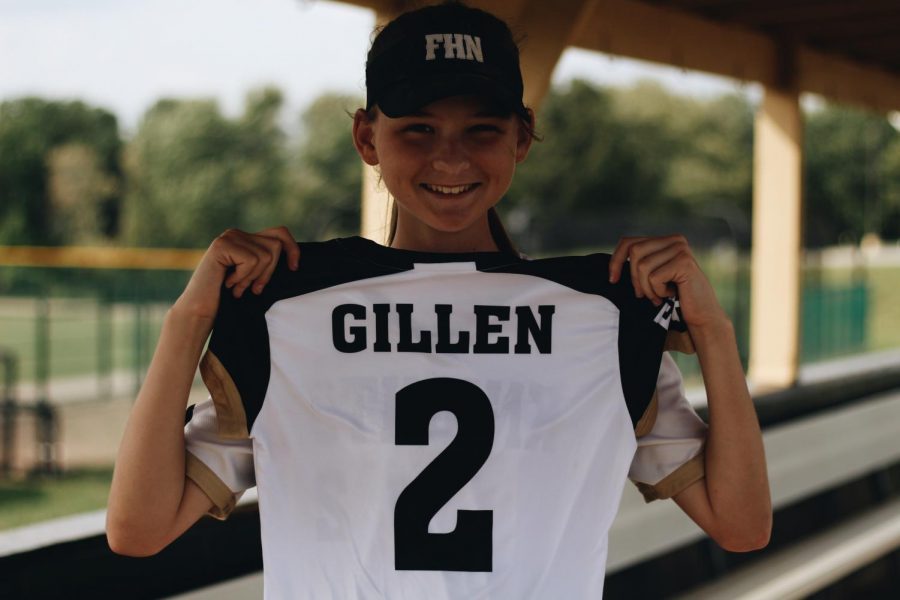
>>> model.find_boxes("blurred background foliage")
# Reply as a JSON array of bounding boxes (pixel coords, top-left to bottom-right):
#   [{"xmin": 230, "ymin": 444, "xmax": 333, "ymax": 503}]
[
  {"xmin": 1, "ymin": 79, "xmax": 898, "ymax": 253},
  {"xmin": 1, "ymin": 80, "xmax": 898, "ymax": 526}
]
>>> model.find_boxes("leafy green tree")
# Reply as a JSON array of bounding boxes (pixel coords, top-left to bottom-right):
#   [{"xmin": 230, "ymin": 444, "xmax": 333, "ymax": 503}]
[
  {"xmin": 122, "ymin": 87, "xmax": 289, "ymax": 247},
  {"xmin": 880, "ymin": 133, "xmax": 900, "ymax": 239},
  {"xmin": 237, "ymin": 87, "xmax": 289, "ymax": 231},
  {"xmin": 505, "ymin": 81, "xmax": 665, "ymax": 250},
  {"xmin": 506, "ymin": 80, "xmax": 754, "ymax": 251},
  {"xmin": 47, "ymin": 143, "xmax": 118, "ymax": 244},
  {"xmin": 282, "ymin": 93, "xmax": 363, "ymax": 241},
  {"xmin": 510, "ymin": 81, "xmax": 665, "ymax": 218},
  {"xmin": 6, "ymin": 83, "xmax": 894, "ymax": 255},
  {"xmin": 805, "ymin": 104, "xmax": 899, "ymax": 245},
  {"xmin": 0, "ymin": 98, "xmax": 121, "ymax": 245},
  {"xmin": 661, "ymin": 93, "xmax": 753, "ymax": 217}
]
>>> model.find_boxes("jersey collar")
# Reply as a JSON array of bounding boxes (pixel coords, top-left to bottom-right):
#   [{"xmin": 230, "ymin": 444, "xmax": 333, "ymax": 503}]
[{"xmin": 338, "ymin": 236, "xmax": 526, "ymax": 271}]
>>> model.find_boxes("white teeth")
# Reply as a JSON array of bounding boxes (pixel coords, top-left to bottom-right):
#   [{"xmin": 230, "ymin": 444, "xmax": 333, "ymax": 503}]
[{"xmin": 424, "ymin": 183, "xmax": 476, "ymax": 194}]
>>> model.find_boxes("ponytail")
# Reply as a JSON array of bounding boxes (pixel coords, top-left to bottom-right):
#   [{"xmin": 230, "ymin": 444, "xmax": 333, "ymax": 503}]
[{"xmin": 487, "ymin": 206, "xmax": 518, "ymax": 255}]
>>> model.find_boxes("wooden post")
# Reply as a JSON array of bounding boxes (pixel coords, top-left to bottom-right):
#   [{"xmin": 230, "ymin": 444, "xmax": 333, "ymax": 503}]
[
  {"xmin": 749, "ymin": 88, "xmax": 804, "ymax": 389},
  {"xmin": 359, "ymin": 5, "xmax": 404, "ymax": 243}
]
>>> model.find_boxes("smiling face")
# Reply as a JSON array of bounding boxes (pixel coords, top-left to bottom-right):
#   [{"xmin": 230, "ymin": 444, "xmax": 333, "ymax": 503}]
[{"xmin": 353, "ymin": 95, "xmax": 533, "ymax": 252}]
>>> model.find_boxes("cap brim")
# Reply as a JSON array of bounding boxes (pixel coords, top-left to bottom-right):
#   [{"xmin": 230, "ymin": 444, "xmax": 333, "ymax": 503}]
[{"xmin": 376, "ymin": 73, "xmax": 527, "ymax": 120}]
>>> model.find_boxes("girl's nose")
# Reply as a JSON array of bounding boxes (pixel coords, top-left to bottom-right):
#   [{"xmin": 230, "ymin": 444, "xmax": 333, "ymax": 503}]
[{"xmin": 432, "ymin": 140, "xmax": 470, "ymax": 175}]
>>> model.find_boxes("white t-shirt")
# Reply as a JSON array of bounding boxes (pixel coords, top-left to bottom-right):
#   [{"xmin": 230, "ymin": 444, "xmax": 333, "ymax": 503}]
[{"xmin": 184, "ymin": 236, "xmax": 707, "ymax": 600}]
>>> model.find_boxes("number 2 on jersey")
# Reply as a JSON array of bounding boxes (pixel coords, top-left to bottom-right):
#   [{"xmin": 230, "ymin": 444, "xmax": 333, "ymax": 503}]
[{"xmin": 394, "ymin": 377, "xmax": 495, "ymax": 572}]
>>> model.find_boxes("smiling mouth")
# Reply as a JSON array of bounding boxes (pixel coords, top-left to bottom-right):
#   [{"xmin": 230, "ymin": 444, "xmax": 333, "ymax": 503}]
[{"xmin": 421, "ymin": 183, "xmax": 480, "ymax": 195}]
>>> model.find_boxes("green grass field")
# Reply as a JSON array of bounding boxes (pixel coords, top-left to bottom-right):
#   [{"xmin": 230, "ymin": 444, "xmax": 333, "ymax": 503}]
[
  {"xmin": 0, "ymin": 260, "xmax": 898, "ymax": 386},
  {"xmin": 862, "ymin": 267, "xmax": 900, "ymax": 351},
  {"xmin": 0, "ymin": 467, "xmax": 113, "ymax": 530},
  {"xmin": 0, "ymin": 298, "xmax": 168, "ymax": 384}
]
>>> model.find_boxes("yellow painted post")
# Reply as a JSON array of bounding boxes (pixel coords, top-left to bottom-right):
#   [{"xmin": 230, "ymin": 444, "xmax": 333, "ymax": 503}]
[
  {"xmin": 749, "ymin": 88, "xmax": 804, "ymax": 389},
  {"xmin": 512, "ymin": 0, "xmax": 593, "ymax": 111},
  {"xmin": 361, "ymin": 164, "xmax": 391, "ymax": 244},
  {"xmin": 359, "ymin": 6, "xmax": 403, "ymax": 244}
]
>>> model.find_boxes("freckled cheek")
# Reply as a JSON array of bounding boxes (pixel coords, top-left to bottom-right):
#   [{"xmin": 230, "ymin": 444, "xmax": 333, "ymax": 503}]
[
  {"xmin": 478, "ymin": 151, "xmax": 517, "ymax": 182},
  {"xmin": 470, "ymin": 140, "xmax": 518, "ymax": 168},
  {"xmin": 377, "ymin": 146, "xmax": 427, "ymax": 186}
]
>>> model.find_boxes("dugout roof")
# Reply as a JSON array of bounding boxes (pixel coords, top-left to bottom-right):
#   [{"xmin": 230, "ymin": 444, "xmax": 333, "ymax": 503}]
[{"xmin": 346, "ymin": 0, "xmax": 900, "ymax": 113}]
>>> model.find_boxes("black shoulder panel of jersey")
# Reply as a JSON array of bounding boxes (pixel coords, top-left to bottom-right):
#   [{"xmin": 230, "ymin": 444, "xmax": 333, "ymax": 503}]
[
  {"xmin": 207, "ymin": 237, "xmax": 406, "ymax": 433},
  {"xmin": 492, "ymin": 253, "xmax": 673, "ymax": 429},
  {"xmin": 207, "ymin": 237, "xmax": 680, "ymax": 433}
]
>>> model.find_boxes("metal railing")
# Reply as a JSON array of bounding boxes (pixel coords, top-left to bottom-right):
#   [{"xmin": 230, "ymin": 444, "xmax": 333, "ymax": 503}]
[
  {"xmin": 0, "ymin": 347, "xmax": 60, "ymax": 476},
  {"xmin": 0, "ymin": 348, "xmax": 17, "ymax": 476}
]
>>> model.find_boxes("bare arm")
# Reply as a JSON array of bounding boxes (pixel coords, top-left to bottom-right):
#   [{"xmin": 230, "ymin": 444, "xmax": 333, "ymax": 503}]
[
  {"xmin": 672, "ymin": 318, "xmax": 772, "ymax": 551},
  {"xmin": 610, "ymin": 235, "xmax": 772, "ymax": 551},
  {"xmin": 106, "ymin": 308, "xmax": 215, "ymax": 556},
  {"xmin": 106, "ymin": 227, "xmax": 300, "ymax": 556}
]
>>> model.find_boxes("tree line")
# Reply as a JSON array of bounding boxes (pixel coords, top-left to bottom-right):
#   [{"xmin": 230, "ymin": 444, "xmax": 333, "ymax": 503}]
[{"xmin": 1, "ymin": 80, "xmax": 898, "ymax": 253}]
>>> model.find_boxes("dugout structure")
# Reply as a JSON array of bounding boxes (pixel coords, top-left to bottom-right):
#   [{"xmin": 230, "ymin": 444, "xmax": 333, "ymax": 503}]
[{"xmin": 345, "ymin": 0, "xmax": 900, "ymax": 391}]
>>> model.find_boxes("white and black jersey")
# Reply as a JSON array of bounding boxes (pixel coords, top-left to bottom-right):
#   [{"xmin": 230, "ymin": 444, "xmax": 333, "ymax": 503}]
[{"xmin": 184, "ymin": 236, "xmax": 707, "ymax": 599}]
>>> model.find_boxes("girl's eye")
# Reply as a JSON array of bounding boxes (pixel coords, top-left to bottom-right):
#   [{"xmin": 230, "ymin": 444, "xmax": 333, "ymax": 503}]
[
  {"xmin": 403, "ymin": 124, "xmax": 433, "ymax": 134},
  {"xmin": 470, "ymin": 124, "xmax": 503, "ymax": 133}
]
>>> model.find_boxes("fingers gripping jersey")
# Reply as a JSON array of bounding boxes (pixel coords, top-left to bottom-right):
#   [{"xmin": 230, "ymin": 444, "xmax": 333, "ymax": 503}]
[{"xmin": 184, "ymin": 237, "xmax": 706, "ymax": 599}]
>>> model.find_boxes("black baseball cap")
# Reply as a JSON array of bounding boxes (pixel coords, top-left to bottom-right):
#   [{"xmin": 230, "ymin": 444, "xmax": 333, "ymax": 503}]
[{"xmin": 365, "ymin": 2, "xmax": 529, "ymax": 121}]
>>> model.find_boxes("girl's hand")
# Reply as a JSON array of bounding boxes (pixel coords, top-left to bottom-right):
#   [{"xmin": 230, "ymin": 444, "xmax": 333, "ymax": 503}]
[
  {"xmin": 608, "ymin": 234, "xmax": 728, "ymax": 330},
  {"xmin": 173, "ymin": 226, "xmax": 300, "ymax": 320}
]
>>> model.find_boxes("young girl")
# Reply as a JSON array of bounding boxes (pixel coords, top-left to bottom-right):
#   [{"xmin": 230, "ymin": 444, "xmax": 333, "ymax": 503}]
[{"xmin": 107, "ymin": 2, "xmax": 771, "ymax": 597}]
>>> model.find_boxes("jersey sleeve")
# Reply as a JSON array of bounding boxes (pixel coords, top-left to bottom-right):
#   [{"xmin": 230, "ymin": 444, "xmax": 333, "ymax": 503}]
[
  {"xmin": 628, "ymin": 352, "xmax": 708, "ymax": 502},
  {"xmin": 184, "ymin": 398, "xmax": 255, "ymax": 519},
  {"xmin": 183, "ymin": 270, "xmax": 274, "ymax": 519}
]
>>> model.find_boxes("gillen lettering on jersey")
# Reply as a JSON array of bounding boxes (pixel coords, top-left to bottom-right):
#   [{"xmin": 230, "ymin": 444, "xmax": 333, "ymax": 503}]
[{"xmin": 332, "ymin": 303, "xmax": 555, "ymax": 354}]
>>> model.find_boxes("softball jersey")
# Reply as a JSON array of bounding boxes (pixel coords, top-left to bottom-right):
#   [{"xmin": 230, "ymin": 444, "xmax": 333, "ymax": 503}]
[{"xmin": 184, "ymin": 236, "xmax": 707, "ymax": 599}]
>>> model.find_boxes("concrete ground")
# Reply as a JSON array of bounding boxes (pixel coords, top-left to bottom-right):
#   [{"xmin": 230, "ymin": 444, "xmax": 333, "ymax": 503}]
[{"xmin": 5, "ymin": 371, "xmax": 209, "ymax": 473}]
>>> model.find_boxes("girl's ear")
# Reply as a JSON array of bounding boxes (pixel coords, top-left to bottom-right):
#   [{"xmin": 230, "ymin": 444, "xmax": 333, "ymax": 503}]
[
  {"xmin": 353, "ymin": 108, "xmax": 380, "ymax": 166},
  {"xmin": 515, "ymin": 108, "xmax": 535, "ymax": 164}
]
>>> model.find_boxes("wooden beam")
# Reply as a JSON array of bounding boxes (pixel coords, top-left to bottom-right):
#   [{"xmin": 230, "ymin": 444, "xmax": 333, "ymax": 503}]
[
  {"xmin": 780, "ymin": 17, "xmax": 900, "ymax": 42},
  {"xmin": 342, "ymin": 0, "xmax": 900, "ymax": 113},
  {"xmin": 338, "ymin": 0, "xmax": 403, "ymax": 15},
  {"xmin": 713, "ymin": 0, "xmax": 900, "ymax": 27},
  {"xmin": 569, "ymin": 0, "xmax": 900, "ymax": 113},
  {"xmin": 571, "ymin": 0, "xmax": 779, "ymax": 88},
  {"xmin": 505, "ymin": 0, "xmax": 595, "ymax": 110},
  {"xmin": 748, "ymin": 88, "xmax": 803, "ymax": 390},
  {"xmin": 797, "ymin": 46, "xmax": 900, "ymax": 114}
]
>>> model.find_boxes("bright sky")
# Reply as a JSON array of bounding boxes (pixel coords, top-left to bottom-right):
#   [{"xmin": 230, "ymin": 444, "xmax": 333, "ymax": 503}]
[{"xmin": 0, "ymin": 0, "xmax": 749, "ymax": 134}]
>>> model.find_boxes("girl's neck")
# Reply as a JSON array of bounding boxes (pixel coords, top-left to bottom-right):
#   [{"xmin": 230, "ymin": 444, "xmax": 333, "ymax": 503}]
[{"xmin": 390, "ymin": 218, "xmax": 499, "ymax": 254}]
